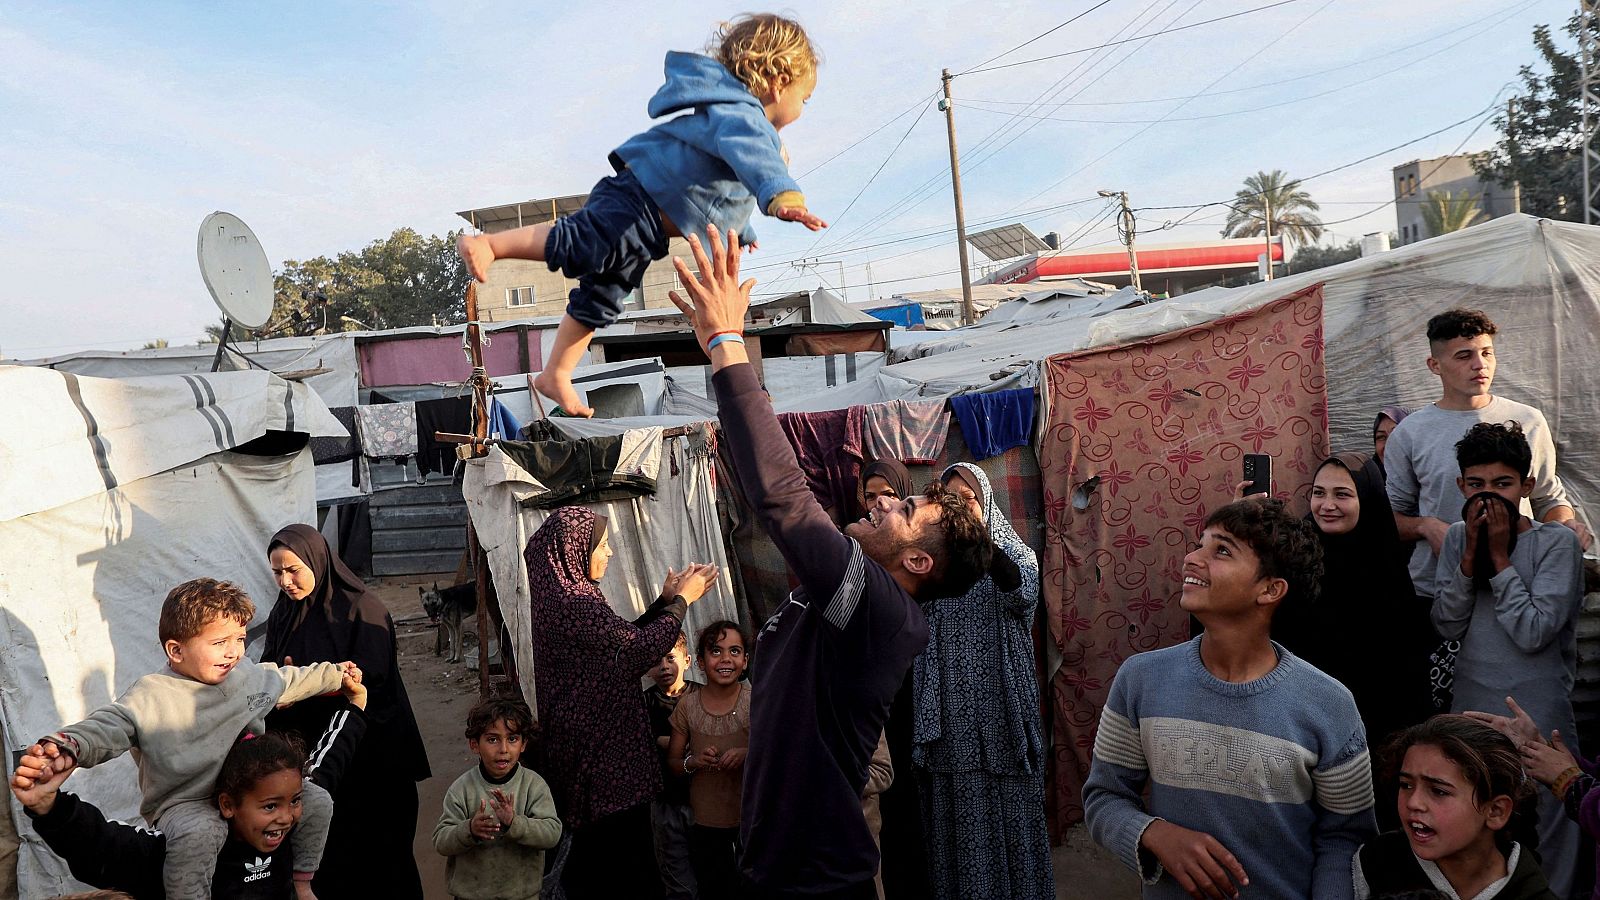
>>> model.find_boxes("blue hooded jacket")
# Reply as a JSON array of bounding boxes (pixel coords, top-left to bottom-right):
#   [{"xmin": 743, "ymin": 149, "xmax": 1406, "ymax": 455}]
[{"xmin": 611, "ymin": 51, "xmax": 802, "ymax": 247}]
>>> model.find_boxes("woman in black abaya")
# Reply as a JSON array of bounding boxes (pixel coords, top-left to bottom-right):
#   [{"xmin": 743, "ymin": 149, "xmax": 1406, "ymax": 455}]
[{"xmin": 263, "ymin": 524, "xmax": 430, "ymax": 899}]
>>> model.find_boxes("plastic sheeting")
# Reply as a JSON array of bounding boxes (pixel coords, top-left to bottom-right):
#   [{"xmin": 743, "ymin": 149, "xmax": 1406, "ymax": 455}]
[
  {"xmin": 22, "ymin": 333, "xmax": 363, "ymax": 410},
  {"xmin": 1, "ymin": 448, "xmax": 317, "ymax": 897},
  {"xmin": 0, "ymin": 367, "xmax": 343, "ymax": 523},
  {"xmin": 461, "ymin": 430, "xmax": 740, "ymax": 708}
]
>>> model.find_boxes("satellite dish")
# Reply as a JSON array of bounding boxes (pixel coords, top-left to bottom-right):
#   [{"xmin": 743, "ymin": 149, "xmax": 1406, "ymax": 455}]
[{"xmin": 196, "ymin": 212, "xmax": 272, "ymax": 329}]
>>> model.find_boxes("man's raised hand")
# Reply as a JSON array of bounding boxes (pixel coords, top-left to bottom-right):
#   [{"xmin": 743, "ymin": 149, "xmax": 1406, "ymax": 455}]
[{"xmin": 668, "ymin": 226, "xmax": 755, "ymax": 353}]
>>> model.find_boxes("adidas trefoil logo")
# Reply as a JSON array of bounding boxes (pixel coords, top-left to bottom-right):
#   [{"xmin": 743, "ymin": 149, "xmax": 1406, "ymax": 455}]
[{"xmin": 244, "ymin": 856, "xmax": 273, "ymax": 882}]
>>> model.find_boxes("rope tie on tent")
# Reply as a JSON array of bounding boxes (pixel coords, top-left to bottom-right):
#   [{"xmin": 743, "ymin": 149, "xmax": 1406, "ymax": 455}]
[{"xmin": 460, "ymin": 323, "xmax": 491, "ymax": 364}]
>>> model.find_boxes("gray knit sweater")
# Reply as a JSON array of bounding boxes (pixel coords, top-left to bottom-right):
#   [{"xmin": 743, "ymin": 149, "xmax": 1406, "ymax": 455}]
[{"xmin": 51, "ymin": 658, "xmax": 344, "ymax": 825}]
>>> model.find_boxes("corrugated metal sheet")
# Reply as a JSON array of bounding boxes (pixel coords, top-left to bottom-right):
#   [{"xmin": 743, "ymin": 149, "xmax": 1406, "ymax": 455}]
[{"xmin": 368, "ymin": 460, "xmax": 467, "ymax": 575}]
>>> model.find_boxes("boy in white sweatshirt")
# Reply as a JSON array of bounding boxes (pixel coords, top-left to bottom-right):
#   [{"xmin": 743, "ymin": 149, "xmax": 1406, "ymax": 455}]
[{"xmin": 15, "ymin": 578, "xmax": 356, "ymax": 899}]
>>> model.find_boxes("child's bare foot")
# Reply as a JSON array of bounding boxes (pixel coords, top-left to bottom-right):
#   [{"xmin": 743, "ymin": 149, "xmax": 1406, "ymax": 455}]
[
  {"xmin": 456, "ymin": 233, "xmax": 495, "ymax": 283},
  {"xmin": 534, "ymin": 369, "xmax": 594, "ymax": 418}
]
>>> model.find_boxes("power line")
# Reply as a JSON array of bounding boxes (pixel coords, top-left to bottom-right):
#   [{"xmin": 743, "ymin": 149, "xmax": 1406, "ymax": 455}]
[
  {"xmin": 958, "ymin": 0, "xmax": 1529, "ymax": 127},
  {"xmin": 956, "ymin": 0, "xmax": 1538, "ymax": 106},
  {"xmin": 814, "ymin": 0, "xmax": 1194, "ymax": 253},
  {"xmin": 803, "ymin": 100, "xmax": 936, "ymax": 252},
  {"xmin": 794, "ymin": 91, "xmax": 938, "ymax": 180},
  {"xmin": 1007, "ymin": 0, "xmax": 1337, "ymax": 212},
  {"xmin": 1136, "ymin": 98, "xmax": 1505, "ymax": 214},
  {"xmin": 955, "ymin": 0, "xmax": 1118, "ymax": 76},
  {"xmin": 962, "ymin": 0, "xmax": 1308, "ymax": 75}
]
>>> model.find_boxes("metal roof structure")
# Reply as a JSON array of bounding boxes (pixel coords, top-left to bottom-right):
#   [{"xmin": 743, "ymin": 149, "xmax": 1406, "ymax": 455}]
[
  {"xmin": 966, "ymin": 223, "xmax": 1050, "ymax": 261},
  {"xmin": 456, "ymin": 195, "xmax": 589, "ymax": 233}
]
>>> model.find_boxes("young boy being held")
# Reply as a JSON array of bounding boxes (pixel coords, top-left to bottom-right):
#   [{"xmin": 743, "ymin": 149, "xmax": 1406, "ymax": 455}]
[
  {"xmin": 1433, "ymin": 422, "xmax": 1584, "ymax": 899},
  {"xmin": 433, "ymin": 696, "xmax": 561, "ymax": 900},
  {"xmin": 456, "ymin": 13, "xmax": 826, "ymax": 417},
  {"xmin": 1083, "ymin": 500, "xmax": 1377, "ymax": 899},
  {"xmin": 15, "ymin": 579, "xmax": 352, "ymax": 900}
]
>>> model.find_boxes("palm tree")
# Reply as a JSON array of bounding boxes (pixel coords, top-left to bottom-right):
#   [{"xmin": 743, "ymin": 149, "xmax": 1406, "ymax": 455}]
[
  {"xmin": 1419, "ymin": 190, "xmax": 1485, "ymax": 238},
  {"xmin": 1222, "ymin": 170, "xmax": 1324, "ymax": 249}
]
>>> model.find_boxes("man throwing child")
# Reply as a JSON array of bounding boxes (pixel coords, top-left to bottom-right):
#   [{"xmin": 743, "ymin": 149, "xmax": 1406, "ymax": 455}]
[{"xmin": 668, "ymin": 226, "xmax": 992, "ymax": 900}]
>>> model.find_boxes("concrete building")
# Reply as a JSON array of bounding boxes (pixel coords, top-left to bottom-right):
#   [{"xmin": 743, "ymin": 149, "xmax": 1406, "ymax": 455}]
[
  {"xmin": 1392, "ymin": 155, "xmax": 1520, "ymax": 245},
  {"xmin": 456, "ymin": 195, "xmax": 692, "ymax": 323}
]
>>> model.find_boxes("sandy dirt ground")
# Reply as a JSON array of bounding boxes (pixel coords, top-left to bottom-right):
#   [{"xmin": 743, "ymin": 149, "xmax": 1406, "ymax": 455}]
[{"xmin": 371, "ymin": 576, "xmax": 1138, "ymax": 900}]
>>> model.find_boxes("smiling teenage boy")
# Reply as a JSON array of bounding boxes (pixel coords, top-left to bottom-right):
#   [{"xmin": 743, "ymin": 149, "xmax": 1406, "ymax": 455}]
[
  {"xmin": 1083, "ymin": 500, "xmax": 1377, "ymax": 899},
  {"xmin": 1385, "ymin": 309, "xmax": 1589, "ymax": 710},
  {"xmin": 433, "ymin": 696, "xmax": 562, "ymax": 900},
  {"xmin": 1432, "ymin": 422, "xmax": 1584, "ymax": 899}
]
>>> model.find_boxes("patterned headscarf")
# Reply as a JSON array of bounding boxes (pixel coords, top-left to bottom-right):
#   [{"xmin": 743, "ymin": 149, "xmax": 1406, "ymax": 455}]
[{"xmin": 525, "ymin": 507, "xmax": 607, "ymax": 604}]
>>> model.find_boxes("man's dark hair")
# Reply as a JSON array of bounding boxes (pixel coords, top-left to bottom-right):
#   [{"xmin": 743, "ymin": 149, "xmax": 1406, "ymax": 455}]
[
  {"xmin": 913, "ymin": 483, "xmax": 994, "ymax": 600},
  {"xmin": 1203, "ymin": 499, "xmax": 1323, "ymax": 608},
  {"xmin": 159, "ymin": 578, "xmax": 255, "ymax": 645},
  {"xmin": 1455, "ymin": 421, "xmax": 1532, "ymax": 479},
  {"xmin": 1426, "ymin": 308, "xmax": 1497, "ymax": 345},
  {"xmin": 465, "ymin": 696, "xmax": 535, "ymax": 741}
]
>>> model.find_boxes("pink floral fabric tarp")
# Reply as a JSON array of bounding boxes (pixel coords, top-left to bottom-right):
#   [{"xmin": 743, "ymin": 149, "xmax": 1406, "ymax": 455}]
[{"xmin": 1038, "ymin": 285, "xmax": 1328, "ymax": 832}]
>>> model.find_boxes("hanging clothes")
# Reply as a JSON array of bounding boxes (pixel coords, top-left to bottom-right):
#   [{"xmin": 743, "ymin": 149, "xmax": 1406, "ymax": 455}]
[
  {"xmin": 311, "ymin": 406, "xmax": 358, "ymax": 465},
  {"xmin": 947, "ymin": 389, "xmax": 1035, "ymax": 461},
  {"xmin": 862, "ymin": 399, "xmax": 950, "ymax": 465},
  {"xmin": 415, "ymin": 396, "xmax": 474, "ymax": 476},
  {"xmin": 488, "ymin": 398, "xmax": 523, "ymax": 441},
  {"xmin": 775, "ymin": 406, "xmax": 865, "ymax": 524},
  {"xmin": 355, "ymin": 402, "xmax": 418, "ymax": 458},
  {"xmin": 497, "ymin": 430, "xmax": 660, "ymax": 509}
]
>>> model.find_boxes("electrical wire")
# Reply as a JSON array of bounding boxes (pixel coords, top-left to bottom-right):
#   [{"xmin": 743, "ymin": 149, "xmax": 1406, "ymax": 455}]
[
  {"xmin": 813, "ymin": 0, "xmax": 1193, "ymax": 253},
  {"xmin": 955, "ymin": 0, "xmax": 1118, "ymax": 75},
  {"xmin": 956, "ymin": 0, "xmax": 1539, "ymax": 106},
  {"xmin": 957, "ymin": 0, "xmax": 1529, "ymax": 127},
  {"xmin": 802, "ymin": 100, "xmax": 936, "ymax": 253},
  {"xmin": 1006, "ymin": 0, "xmax": 1337, "ymax": 213},
  {"xmin": 962, "ymin": 0, "xmax": 1307, "ymax": 75}
]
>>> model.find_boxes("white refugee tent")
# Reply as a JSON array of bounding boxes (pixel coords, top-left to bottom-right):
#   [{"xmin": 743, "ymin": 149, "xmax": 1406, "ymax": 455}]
[
  {"xmin": 24, "ymin": 335, "xmax": 365, "ymax": 505},
  {"xmin": 772, "ymin": 215, "xmax": 1600, "ymax": 521},
  {"xmin": 0, "ymin": 365, "xmax": 343, "ymax": 897}
]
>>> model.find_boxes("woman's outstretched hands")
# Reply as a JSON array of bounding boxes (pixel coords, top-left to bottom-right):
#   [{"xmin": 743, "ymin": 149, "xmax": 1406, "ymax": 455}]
[
  {"xmin": 668, "ymin": 226, "xmax": 755, "ymax": 356},
  {"xmin": 662, "ymin": 563, "xmax": 721, "ymax": 605}
]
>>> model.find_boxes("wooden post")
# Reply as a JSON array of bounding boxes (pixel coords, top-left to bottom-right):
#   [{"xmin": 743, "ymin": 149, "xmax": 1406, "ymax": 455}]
[{"xmin": 463, "ymin": 283, "xmax": 496, "ymax": 695}]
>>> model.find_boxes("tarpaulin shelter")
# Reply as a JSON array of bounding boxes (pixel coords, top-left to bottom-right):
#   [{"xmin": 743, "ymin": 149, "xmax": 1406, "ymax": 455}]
[{"xmin": 0, "ymin": 365, "xmax": 342, "ymax": 897}]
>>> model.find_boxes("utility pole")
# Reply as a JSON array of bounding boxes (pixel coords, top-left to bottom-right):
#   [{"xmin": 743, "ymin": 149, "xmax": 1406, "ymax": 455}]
[
  {"xmin": 1509, "ymin": 97, "xmax": 1523, "ymax": 214},
  {"xmin": 941, "ymin": 69, "xmax": 976, "ymax": 326},
  {"xmin": 1263, "ymin": 195, "xmax": 1275, "ymax": 281},
  {"xmin": 1582, "ymin": 0, "xmax": 1600, "ymax": 223},
  {"xmin": 1100, "ymin": 190, "xmax": 1143, "ymax": 294}
]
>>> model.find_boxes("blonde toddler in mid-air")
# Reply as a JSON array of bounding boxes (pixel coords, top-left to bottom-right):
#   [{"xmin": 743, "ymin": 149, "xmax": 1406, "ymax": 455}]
[{"xmin": 457, "ymin": 13, "xmax": 825, "ymax": 416}]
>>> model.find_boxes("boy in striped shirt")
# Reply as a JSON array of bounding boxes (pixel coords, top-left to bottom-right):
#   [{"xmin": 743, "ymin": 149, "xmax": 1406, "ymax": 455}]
[{"xmin": 1083, "ymin": 499, "xmax": 1377, "ymax": 899}]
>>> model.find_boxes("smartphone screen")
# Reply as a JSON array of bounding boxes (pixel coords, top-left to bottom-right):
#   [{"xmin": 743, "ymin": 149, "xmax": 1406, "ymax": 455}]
[{"xmin": 1242, "ymin": 454, "xmax": 1271, "ymax": 496}]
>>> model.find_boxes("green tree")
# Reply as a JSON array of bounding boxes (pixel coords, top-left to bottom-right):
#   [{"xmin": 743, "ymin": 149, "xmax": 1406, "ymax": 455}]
[
  {"xmin": 1287, "ymin": 239, "xmax": 1362, "ymax": 275},
  {"xmin": 1420, "ymin": 190, "xmax": 1486, "ymax": 237},
  {"xmin": 1221, "ymin": 170, "xmax": 1324, "ymax": 249},
  {"xmin": 257, "ymin": 228, "xmax": 470, "ymax": 338},
  {"xmin": 1473, "ymin": 16, "xmax": 1590, "ymax": 220},
  {"xmin": 140, "ymin": 338, "xmax": 169, "ymax": 350}
]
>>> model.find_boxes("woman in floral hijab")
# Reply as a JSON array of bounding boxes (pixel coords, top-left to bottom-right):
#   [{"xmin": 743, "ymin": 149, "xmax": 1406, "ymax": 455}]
[
  {"xmin": 525, "ymin": 506, "xmax": 716, "ymax": 900},
  {"xmin": 913, "ymin": 463, "xmax": 1053, "ymax": 899}
]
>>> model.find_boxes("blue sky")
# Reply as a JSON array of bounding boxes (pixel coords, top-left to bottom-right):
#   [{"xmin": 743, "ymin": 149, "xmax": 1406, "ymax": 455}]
[{"xmin": 0, "ymin": 0, "xmax": 1571, "ymax": 356}]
